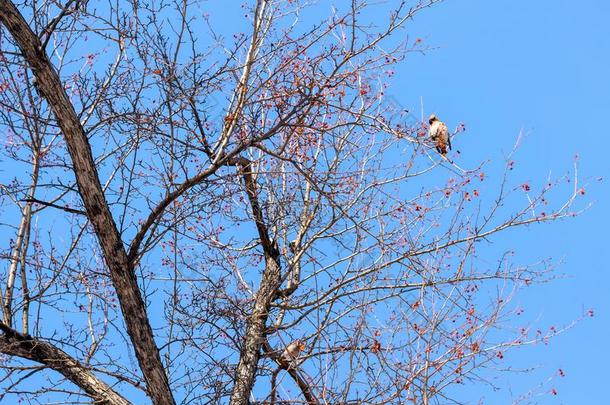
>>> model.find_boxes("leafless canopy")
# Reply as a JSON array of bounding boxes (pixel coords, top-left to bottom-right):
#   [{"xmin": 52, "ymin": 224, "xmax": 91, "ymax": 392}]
[{"xmin": 0, "ymin": 0, "xmax": 584, "ymax": 404}]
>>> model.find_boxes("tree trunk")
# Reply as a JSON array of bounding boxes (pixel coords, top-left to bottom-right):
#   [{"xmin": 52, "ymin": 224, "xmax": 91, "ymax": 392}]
[
  {"xmin": 230, "ymin": 161, "xmax": 282, "ymax": 404},
  {"xmin": 0, "ymin": 3, "xmax": 175, "ymax": 404},
  {"xmin": 230, "ymin": 259, "xmax": 281, "ymax": 404}
]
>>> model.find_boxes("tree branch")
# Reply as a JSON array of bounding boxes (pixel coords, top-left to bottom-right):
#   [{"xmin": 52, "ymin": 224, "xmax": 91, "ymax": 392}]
[
  {"xmin": 261, "ymin": 339, "xmax": 318, "ymax": 404},
  {"xmin": 0, "ymin": 323, "xmax": 131, "ymax": 405}
]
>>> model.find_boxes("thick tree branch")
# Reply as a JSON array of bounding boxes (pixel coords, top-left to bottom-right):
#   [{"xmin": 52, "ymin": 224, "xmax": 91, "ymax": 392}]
[
  {"xmin": 229, "ymin": 157, "xmax": 284, "ymax": 405},
  {"xmin": 0, "ymin": 323, "xmax": 131, "ymax": 405},
  {"xmin": 261, "ymin": 339, "xmax": 318, "ymax": 404},
  {"xmin": 0, "ymin": 2, "xmax": 175, "ymax": 404}
]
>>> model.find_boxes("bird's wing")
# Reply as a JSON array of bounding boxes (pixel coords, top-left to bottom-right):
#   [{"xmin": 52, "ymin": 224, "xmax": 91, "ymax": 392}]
[{"xmin": 439, "ymin": 122, "xmax": 449, "ymax": 142}]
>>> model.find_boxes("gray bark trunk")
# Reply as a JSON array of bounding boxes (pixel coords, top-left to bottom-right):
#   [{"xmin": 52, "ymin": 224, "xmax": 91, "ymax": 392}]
[
  {"xmin": 230, "ymin": 259, "xmax": 281, "ymax": 405},
  {"xmin": 230, "ymin": 160, "xmax": 283, "ymax": 404}
]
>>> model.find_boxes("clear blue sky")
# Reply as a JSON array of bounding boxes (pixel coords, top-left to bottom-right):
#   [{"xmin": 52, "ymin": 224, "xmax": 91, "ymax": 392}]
[{"xmin": 387, "ymin": 1, "xmax": 609, "ymax": 403}]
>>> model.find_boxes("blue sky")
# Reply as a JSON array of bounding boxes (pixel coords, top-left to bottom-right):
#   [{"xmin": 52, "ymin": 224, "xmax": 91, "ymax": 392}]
[
  {"xmin": 2, "ymin": 1, "xmax": 607, "ymax": 403},
  {"xmin": 387, "ymin": 1, "xmax": 609, "ymax": 403}
]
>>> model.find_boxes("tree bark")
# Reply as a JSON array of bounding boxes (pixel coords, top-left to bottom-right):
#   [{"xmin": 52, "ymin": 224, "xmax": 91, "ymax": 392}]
[
  {"xmin": 0, "ymin": 3, "xmax": 175, "ymax": 404},
  {"xmin": 0, "ymin": 323, "xmax": 132, "ymax": 405},
  {"xmin": 230, "ymin": 160, "xmax": 282, "ymax": 404},
  {"xmin": 230, "ymin": 160, "xmax": 318, "ymax": 404},
  {"xmin": 230, "ymin": 259, "xmax": 281, "ymax": 405}
]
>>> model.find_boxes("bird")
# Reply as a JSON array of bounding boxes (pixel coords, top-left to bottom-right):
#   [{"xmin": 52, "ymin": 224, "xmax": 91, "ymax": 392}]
[
  {"xmin": 428, "ymin": 114, "xmax": 451, "ymax": 155},
  {"xmin": 281, "ymin": 340, "xmax": 306, "ymax": 362}
]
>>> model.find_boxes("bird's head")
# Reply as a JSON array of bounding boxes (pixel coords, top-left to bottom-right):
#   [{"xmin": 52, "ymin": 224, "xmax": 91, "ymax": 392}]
[
  {"xmin": 297, "ymin": 340, "xmax": 306, "ymax": 351},
  {"xmin": 428, "ymin": 114, "xmax": 438, "ymax": 124}
]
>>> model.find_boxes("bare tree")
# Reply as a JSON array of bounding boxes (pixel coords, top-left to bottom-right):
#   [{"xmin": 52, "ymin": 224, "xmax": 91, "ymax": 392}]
[{"xmin": 0, "ymin": 0, "xmax": 585, "ymax": 404}]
